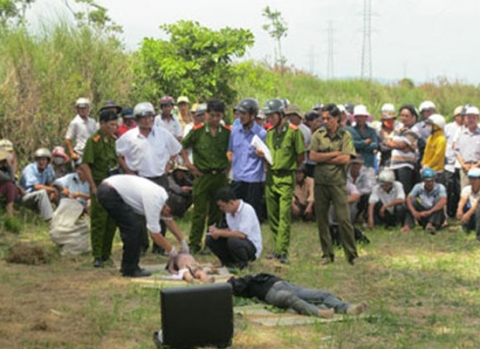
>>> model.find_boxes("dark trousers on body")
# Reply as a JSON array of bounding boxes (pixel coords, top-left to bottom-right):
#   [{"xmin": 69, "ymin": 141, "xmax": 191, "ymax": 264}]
[
  {"xmin": 205, "ymin": 236, "xmax": 256, "ymax": 269},
  {"xmin": 394, "ymin": 167, "xmax": 415, "ymax": 196},
  {"xmin": 97, "ymin": 184, "xmax": 143, "ymax": 275},
  {"xmin": 445, "ymin": 170, "xmax": 460, "ymax": 218},
  {"xmin": 405, "ymin": 201, "xmax": 445, "ymax": 230},
  {"xmin": 231, "ymin": 181, "xmax": 265, "ymax": 223},
  {"xmin": 373, "ymin": 202, "xmax": 406, "ymax": 227}
]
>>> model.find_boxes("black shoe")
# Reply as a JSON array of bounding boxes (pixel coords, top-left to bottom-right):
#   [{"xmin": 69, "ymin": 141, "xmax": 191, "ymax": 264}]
[
  {"xmin": 122, "ymin": 268, "xmax": 152, "ymax": 278},
  {"xmin": 93, "ymin": 257, "xmax": 103, "ymax": 268},
  {"xmin": 278, "ymin": 254, "xmax": 289, "ymax": 264}
]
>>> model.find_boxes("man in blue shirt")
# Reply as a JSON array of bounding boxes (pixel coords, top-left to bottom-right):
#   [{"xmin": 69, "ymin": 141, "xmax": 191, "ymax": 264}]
[
  {"xmin": 53, "ymin": 166, "xmax": 90, "ymax": 208},
  {"xmin": 19, "ymin": 148, "xmax": 57, "ymax": 221},
  {"xmin": 228, "ymin": 98, "xmax": 267, "ymax": 221},
  {"xmin": 403, "ymin": 167, "xmax": 447, "ymax": 234}
]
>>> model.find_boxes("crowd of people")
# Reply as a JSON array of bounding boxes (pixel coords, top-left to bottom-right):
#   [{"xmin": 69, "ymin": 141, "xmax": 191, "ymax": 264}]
[{"xmin": 1, "ymin": 95, "xmax": 479, "ymax": 278}]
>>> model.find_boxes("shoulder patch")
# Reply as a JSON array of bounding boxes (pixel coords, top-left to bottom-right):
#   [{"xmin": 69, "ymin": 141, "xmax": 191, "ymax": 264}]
[
  {"xmin": 93, "ymin": 135, "xmax": 101, "ymax": 142},
  {"xmin": 289, "ymin": 123, "xmax": 299, "ymax": 131},
  {"xmin": 193, "ymin": 123, "xmax": 205, "ymax": 131}
]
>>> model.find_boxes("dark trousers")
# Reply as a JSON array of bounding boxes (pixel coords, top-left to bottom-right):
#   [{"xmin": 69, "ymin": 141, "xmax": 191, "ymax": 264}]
[
  {"xmin": 462, "ymin": 202, "xmax": 476, "ymax": 232},
  {"xmin": 405, "ymin": 201, "xmax": 445, "ymax": 229},
  {"xmin": 145, "ymin": 175, "xmax": 168, "ymax": 252},
  {"xmin": 205, "ymin": 236, "xmax": 256, "ymax": 269},
  {"xmin": 97, "ymin": 184, "xmax": 142, "ymax": 274},
  {"xmin": 445, "ymin": 170, "xmax": 460, "ymax": 217},
  {"xmin": 231, "ymin": 181, "xmax": 265, "ymax": 223},
  {"xmin": 373, "ymin": 202, "xmax": 406, "ymax": 227},
  {"xmin": 394, "ymin": 167, "xmax": 415, "ymax": 196},
  {"xmin": 356, "ymin": 194, "xmax": 370, "ymax": 221},
  {"xmin": 0, "ymin": 181, "xmax": 18, "ymax": 203}
]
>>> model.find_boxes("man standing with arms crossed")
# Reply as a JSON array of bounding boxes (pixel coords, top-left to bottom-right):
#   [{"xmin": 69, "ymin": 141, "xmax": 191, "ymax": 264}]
[
  {"xmin": 309, "ymin": 104, "xmax": 358, "ymax": 266},
  {"xmin": 257, "ymin": 98, "xmax": 304, "ymax": 264}
]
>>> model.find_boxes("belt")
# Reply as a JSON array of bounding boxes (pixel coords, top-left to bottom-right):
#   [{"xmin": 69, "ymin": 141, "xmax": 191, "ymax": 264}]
[
  {"xmin": 270, "ymin": 169, "xmax": 294, "ymax": 176},
  {"xmin": 200, "ymin": 169, "xmax": 226, "ymax": 175}
]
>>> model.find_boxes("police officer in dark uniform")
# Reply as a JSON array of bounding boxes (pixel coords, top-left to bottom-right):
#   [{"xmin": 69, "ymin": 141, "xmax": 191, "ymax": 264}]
[
  {"xmin": 181, "ymin": 99, "xmax": 231, "ymax": 253},
  {"xmin": 309, "ymin": 103, "xmax": 358, "ymax": 266}
]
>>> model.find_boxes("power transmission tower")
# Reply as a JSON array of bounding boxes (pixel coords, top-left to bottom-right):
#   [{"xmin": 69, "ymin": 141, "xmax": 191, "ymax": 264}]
[
  {"xmin": 327, "ymin": 21, "xmax": 334, "ymax": 80},
  {"xmin": 361, "ymin": 0, "xmax": 372, "ymax": 80}
]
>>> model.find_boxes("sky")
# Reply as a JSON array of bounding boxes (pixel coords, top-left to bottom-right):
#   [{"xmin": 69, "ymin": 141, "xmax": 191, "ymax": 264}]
[{"xmin": 29, "ymin": 0, "xmax": 480, "ymax": 84}]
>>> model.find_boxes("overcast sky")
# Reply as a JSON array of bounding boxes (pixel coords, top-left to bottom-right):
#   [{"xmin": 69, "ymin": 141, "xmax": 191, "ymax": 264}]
[{"xmin": 30, "ymin": 0, "xmax": 480, "ymax": 84}]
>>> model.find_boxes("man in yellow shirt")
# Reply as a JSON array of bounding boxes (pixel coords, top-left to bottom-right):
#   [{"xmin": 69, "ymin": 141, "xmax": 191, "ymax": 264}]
[{"xmin": 421, "ymin": 114, "xmax": 446, "ymax": 183}]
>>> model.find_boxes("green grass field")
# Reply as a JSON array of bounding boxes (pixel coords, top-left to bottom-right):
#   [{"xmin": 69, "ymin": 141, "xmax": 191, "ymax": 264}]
[{"xmin": 1, "ymin": 212, "xmax": 479, "ymax": 349}]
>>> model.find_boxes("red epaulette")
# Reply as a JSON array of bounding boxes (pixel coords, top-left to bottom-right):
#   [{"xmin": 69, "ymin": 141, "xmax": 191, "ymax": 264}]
[
  {"xmin": 193, "ymin": 123, "xmax": 205, "ymax": 131},
  {"xmin": 93, "ymin": 135, "xmax": 101, "ymax": 142},
  {"xmin": 289, "ymin": 123, "xmax": 299, "ymax": 131}
]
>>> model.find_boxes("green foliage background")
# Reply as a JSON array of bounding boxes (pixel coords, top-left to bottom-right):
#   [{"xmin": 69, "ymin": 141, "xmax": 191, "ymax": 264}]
[{"xmin": 0, "ymin": 15, "xmax": 480, "ymax": 163}]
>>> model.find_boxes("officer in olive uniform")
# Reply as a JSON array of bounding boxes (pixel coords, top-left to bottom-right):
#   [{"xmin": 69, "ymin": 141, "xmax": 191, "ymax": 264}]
[
  {"xmin": 258, "ymin": 98, "xmax": 305, "ymax": 264},
  {"xmin": 80, "ymin": 109, "xmax": 120, "ymax": 268},
  {"xmin": 309, "ymin": 103, "xmax": 358, "ymax": 265},
  {"xmin": 181, "ymin": 99, "xmax": 230, "ymax": 253}
]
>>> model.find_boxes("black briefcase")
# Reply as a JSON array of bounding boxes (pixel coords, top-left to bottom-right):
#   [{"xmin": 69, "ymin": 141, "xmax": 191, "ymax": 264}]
[{"xmin": 157, "ymin": 283, "xmax": 233, "ymax": 349}]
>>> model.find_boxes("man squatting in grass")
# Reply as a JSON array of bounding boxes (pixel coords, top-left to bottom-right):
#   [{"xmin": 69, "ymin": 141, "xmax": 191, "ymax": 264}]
[
  {"xmin": 228, "ymin": 273, "xmax": 368, "ymax": 318},
  {"xmin": 96, "ymin": 174, "xmax": 188, "ymax": 278}
]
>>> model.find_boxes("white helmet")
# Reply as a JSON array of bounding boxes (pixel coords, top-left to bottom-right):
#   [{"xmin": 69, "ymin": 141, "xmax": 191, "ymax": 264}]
[
  {"xmin": 419, "ymin": 101, "xmax": 436, "ymax": 112},
  {"xmin": 34, "ymin": 148, "xmax": 52, "ymax": 160},
  {"xmin": 381, "ymin": 103, "xmax": 395, "ymax": 114},
  {"xmin": 378, "ymin": 169, "xmax": 395, "ymax": 184},
  {"xmin": 75, "ymin": 98, "xmax": 90, "ymax": 108},
  {"xmin": 426, "ymin": 114, "xmax": 446, "ymax": 129},
  {"xmin": 133, "ymin": 102, "xmax": 155, "ymax": 117}
]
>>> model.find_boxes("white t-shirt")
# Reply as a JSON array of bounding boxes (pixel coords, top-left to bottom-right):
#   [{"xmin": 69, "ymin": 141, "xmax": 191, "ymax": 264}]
[
  {"xmin": 65, "ymin": 115, "xmax": 98, "ymax": 155},
  {"xmin": 116, "ymin": 126, "xmax": 182, "ymax": 177},
  {"xmin": 155, "ymin": 115, "xmax": 183, "ymax": 139},
  {"xmin": 369, "ymin": 181, "xmax": 405, "ymax": 213},
  {"xmin": 460, "ymin": 185, "xmax": 480, "ymax": 205},
  {"xmin": 226, "ymin": 200, "xmax": 263, "ymax": 259},
  {"xmin": 103, "ymin": 175, "xmax": 167, "ymax": 233}
]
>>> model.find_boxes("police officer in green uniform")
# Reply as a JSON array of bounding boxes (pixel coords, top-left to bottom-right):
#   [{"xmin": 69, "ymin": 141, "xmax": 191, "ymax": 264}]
[
  {"xmin": 80, "ymin": 109, "xmax": 119, "ymax": 268},
  {"xmin": 309, "ymin": 103, "xmax": 358, "ymax": 265},
  {"xmin": 258, "ymin": 99, "xmax": 304, "ymax": 264},
  {"xmin": 181, "ymin": 99, "xmax": 230, "ymax": 253}
]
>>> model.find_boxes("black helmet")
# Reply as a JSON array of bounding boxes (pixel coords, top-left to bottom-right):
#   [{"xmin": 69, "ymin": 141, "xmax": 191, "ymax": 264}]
[
  {"xmin": 344, "ymin": 102, "xmax": 355, "ymax": 115},
  {"xmin": 236, "ymin": 98, "xmax": 259, "ymax": 115},
  {"xmin": 263, "ymin": 98, "xmax": 285, "ymax": 115}
]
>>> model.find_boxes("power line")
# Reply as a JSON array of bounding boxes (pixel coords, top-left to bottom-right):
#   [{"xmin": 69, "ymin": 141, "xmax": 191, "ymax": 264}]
[
  {"xmin": 327, "ymin": 21, "xmax": 334, "ymax": 80},
  {"xmin": 361, "ymin": 0, "xmax": 372, "ymax": 80}
]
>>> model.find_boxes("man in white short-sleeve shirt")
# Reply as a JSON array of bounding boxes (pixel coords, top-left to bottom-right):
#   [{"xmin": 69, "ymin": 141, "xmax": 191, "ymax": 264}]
[
  {"xmin": 97, "ymin": 175, "xmax": 188, "ymax": 277},
  {"xmin": 206, "ymin": 187, "xmax": 262, "ymax": 269},
  {"xmin": 65, "ymin": 98, "xmax": 98, "ymax": 162},
  {"xmin": 368, "ymin": 169, "xmax": 406, "ymax": 229},
  {"xmin": 457, "ymin": 168, "xmax": 480, "ymax": 235}
]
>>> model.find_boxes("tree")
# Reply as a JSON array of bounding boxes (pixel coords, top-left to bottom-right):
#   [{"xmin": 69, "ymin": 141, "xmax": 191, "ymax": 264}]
[
  {"xmin": 63, "ymin": 0, "xmax": 122, "ymax": 33},
  {"xmin": 133, "ymin": 20, "xmax": 254, "ymax": 106},
  {"xmin": 0, "ymin": 0, "xmax": 35, "ymax": 26},
  {"xmin": 262, "ymin": 6, "xmax": 288, "ymax": 70}
]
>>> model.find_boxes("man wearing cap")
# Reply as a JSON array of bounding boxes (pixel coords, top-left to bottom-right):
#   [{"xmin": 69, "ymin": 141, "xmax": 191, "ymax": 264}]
[
  {"xmin": 444, "ymin": 106, "xmax": 464, "ymax": 217},
  {"xmin": 455, "ymin": 106, "xmax": 480, "ymax": 190},
  {"xmin": 0, "ymin": 149, "xmax": 18, "ymax": 217},
  {"xmin": 0, "ymin": 139, "xmax": 17, "ymax": 174},
  {"xmin": 116, "ymin": 102, "xmax": 183, "ymax": 254},
  {"xmin": 65, "ymin": 98, "xmax": 98, "ymax": 163},
  {"xmin": 228, "ymin": 98, "xmax": 267, "ymax": 222},
  {"xmin": 415, "ymin": 101, "xmax": 436, "ymax": 165},
  {"xmin": 19, "ymin": 148, "xmax": 57, "ymax": 221},
  {"xmin": 117, "ymin": 108, "xmax": 137, "ymax": 136},
  {"xmin": 51, "ymin": 146, "xmax": 70, "ymax": 179},
  {"xmin": 183, "ymin": 103, "xmax": 207, "ymax": 165},
  {"xmin": 167, "ymin": 164, "xmax": 193, "ymax": 216},
  {"xmin": 256, "ymin": 98, "xmax": 305, "ymax": 264},
  {"xmin": 367, "ymin": 169, "xmax": 406, "ymax": 229},
  {"xmin": 377, "ymin": 103, "xmax": 400, "ymax": 169},
  {"xmin": 155, "ymin": 96, "xmax": 183, "ymax": 141},
  {"xmin": 402, "ymin": 167, "xmax": 446, "ymax": 234},
  {"xmin": 456, "ymin": 168, "xmax": 480, "ymax": 235},
  {"xmin": 181, "ymin": 99, "xmax": 231, "ymax": 253},
  {"xmin": 177, "ymin": 96, "xmax": 192, "ymax": 131},
  {"xmin": 80, "ymin": 110, "xmax": 120, "ymax": 268},
  {"xmin": 349, "ymin": 105, "xmax": 378, "ymax": 184},
  {"xmin": 347, "ymin": 155, "xmax": 372, "ymax": 223},
  {"xmin": 97, "ymin": 174, "xmax": 188, "ymax": 277},
  {"xmin": 309, "ymin": 103, "xmax": 358, "ymax": 266}
]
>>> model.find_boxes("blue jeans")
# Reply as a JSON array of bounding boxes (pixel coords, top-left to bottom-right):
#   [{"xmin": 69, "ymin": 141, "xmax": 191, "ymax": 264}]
[{"xmin": 264, "ymin": 281, "xmax": 350, "ymax": 316}]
